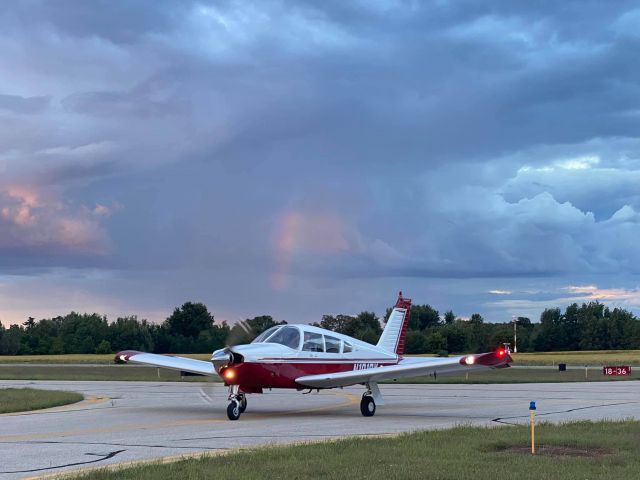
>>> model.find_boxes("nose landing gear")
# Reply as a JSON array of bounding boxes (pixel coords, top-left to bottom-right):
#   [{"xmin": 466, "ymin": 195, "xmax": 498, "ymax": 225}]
[
  {"xmin": 227, "ymin": 400, "xmax": 241, "ymax": 420},
  {"xmin": 227, "ymin": 385, "xmax": 247, "ymax": 420}
]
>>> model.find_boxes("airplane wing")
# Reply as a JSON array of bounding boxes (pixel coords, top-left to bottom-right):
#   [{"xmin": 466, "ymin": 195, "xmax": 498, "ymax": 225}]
[
  {"xmin": 295, "ymin": 350, "xmax": 512, "ymax": 389},
  {"xmin": 115, "ymin": 350, "xmax": 216, "ymax": 376}
]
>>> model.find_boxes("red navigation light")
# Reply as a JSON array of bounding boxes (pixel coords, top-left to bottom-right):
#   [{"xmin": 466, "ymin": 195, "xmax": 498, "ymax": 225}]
[{"xmin": 496, "ymin": 348, "xmax": 506, "ymax": 358}]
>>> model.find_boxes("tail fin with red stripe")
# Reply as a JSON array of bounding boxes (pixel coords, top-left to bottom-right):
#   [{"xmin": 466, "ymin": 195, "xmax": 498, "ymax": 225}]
[{"xmin": 377, "ymin": 292, "xmax": 412, "ymax": 355}]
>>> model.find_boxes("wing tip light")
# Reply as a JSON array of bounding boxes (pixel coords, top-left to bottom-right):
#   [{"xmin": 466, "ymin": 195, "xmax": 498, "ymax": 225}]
[
  {"xmin": 114, "ymin": 350, "xmax": 139, "ymax": 364},
  {"xmin": 460, "ymin": 348, "xmax": 512, "ymax": 367}
]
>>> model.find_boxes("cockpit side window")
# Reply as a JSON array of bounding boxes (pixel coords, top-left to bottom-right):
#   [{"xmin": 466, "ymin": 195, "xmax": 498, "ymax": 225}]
[
  {"xmin": 343, "ymin": 342, "xmax": 353, "ymax": 353},
  {"xmin": 302, "ymin": 332, "xmax": 324, "ymax": 352},
  {"xmin": 324, "ymin": 335, "xmax": 341, "ymax": 353},
  {"xmin": 266, "ymin": 326, "xmax": 300, "ymax": 349},
  {"xmin": 251, "ymin": 326, "xmax": 282, "ymax": 344}
]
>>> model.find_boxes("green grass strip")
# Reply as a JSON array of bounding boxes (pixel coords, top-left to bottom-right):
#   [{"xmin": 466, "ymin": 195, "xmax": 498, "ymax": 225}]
[
  {"xmin": 71, "ymin": 420, "xmax": 640, "ymax": 480},
  {"xmin": 0, "ymin": 387, "xmax": 83, "ymax": 413}
]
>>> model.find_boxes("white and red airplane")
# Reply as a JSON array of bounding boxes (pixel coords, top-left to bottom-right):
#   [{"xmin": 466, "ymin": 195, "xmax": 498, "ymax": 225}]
[{"xmin": 116, "ymin": 292, "xmax": 513, "ymax": 420}]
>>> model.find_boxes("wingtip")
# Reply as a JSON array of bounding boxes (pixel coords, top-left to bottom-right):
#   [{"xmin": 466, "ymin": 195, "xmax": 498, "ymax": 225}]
[{"xmin": 114, "ymin": 350, "xmax": 141, "ymax": 363}]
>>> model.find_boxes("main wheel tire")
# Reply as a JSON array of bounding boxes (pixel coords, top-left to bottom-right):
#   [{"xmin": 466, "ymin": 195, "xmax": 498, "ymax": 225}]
[
  {"xmin": 239, "ymin": 395, "xmax": 247, "ymax": 413},
  {"xmin": 227, "ymin": 401, "xmax": 241, "ymax": 421},
  {"xmin": 360, "ymin": 395, "xmax": 376, "ymax": 417}
]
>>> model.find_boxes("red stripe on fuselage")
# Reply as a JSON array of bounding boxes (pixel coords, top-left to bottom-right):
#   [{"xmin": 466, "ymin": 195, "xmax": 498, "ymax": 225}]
[
  {"xmin": 226, "ymin": 361, "xmax": 397, "ymax": 389},
  {"xmin": 259, "ymin": 358, "xmax": 396, "ymax": 363}
]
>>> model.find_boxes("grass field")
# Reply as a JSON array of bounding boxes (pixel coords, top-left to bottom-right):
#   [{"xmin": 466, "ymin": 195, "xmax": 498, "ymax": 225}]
[
  {"xmin": 0, "ymin": 353, "xmax": 212, "ymax": 364},
  {"xmin": 396, "ymin": 366, "xmax": 640, "ymax": 384},
  {"xmin": 0, "ymin": 364, "xmax": 637, "ymax": 383},
  {"xmin": 0, "ymin": 365, "xmax": 215, "ymax": 382},
  {"xmin": 1, "ymin": 350, "xmax": 639, "ymax": 366},
  {"xmin": 511, "ymin": 350, "xmax": 640, "ymax": 366},
  {"xmin": 0, "ymin": 387, "xmax": 83, "ymax": 413},
  {"xmin": 70, "ymin": 420, "xmax": 640, "ymax": 480}
]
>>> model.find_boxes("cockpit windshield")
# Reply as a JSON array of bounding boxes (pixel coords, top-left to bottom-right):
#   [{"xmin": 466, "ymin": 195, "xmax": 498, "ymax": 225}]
[
  {"xmin": 264, "ymin": 326, "xmax": 300, "ymax": 349},
  {"xmin": 251, "ymin": 326, "xmax": 282, "ymax": 344}
]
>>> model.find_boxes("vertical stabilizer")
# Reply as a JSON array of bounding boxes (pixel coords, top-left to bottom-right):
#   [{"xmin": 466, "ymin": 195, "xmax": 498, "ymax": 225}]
[{"xmin": 376, "ymin": 292, "xmax": 412, "ymax": 355}]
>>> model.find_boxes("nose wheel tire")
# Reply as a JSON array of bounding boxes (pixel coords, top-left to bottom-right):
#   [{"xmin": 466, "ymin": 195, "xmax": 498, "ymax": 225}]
[
  {"xmin": 360, "ymin": 395, "xmax": 376, "ymax": 417},
  {"xmin": 239, "ymin": 395, "xmax": 247, "ymax": 413},
  {"xmin": 227, "ymin": 401, "xmax": 241, "ymax": 420}
]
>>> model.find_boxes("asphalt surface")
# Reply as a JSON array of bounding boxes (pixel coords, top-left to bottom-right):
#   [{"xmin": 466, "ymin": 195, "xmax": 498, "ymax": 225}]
[{"xmin": 1, "ymin": 380, "xmax": 639, "ymax": 479}]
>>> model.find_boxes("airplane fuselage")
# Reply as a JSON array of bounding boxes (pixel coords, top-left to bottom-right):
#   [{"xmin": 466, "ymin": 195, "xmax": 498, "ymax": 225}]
[
  {"xmin": 212, "ymin": 325, "xmax": 398, "ymax": 390},
  {"xmin": 221, "ymin": 356, "xmax": 398, "ymax": 390}
]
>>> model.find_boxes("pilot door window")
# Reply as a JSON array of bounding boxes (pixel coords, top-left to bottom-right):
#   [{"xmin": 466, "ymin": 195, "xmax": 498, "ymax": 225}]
[{"xmin": 302, "ymin": 332, "xmax": 324, "ymax": 352}]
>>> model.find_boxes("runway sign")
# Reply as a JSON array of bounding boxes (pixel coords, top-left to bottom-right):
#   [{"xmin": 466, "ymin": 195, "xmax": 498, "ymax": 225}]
[{"xmin": 602, "ymin": 366, "xmax": 631, "ymax": 376}]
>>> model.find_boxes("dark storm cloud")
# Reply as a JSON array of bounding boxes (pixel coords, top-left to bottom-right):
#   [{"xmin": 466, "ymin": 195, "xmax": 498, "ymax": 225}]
[
  {"xmin": 2, "ymin": 0, "xmax": 190, "ymax": 44},
  {"xmin": 37, "ymin": 158, "xmax": 121, "ymax": 186},
  {"xmin": 62, "ymin": 90, "xmax": 179, "ymax": 118},
  {"xmin": 0, "ymin": 94, "xmax": 50, "ymax": 114},
  {"xmin": 1, "ymin": 1, "xmax": 640, "ymax": 323}
]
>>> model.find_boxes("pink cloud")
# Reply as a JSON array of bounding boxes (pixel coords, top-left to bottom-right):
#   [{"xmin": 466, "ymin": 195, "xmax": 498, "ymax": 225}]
[
  {"xmin": 564, "ymin": 285, "xmax": 640, "ymax": 303},
  {"xmin": 92, "ymin": 204, "xmax": 111, "ymax": 216},
  {"xmin": 0, "ymin": 184, "xmax": 117, "ymax": 255},
  {"xmin": 487, "ymin": 284, "xmax": 640, "ymax": 316}
]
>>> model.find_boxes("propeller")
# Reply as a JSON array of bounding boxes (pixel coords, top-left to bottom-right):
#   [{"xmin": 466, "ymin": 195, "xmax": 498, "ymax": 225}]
[
  {"xmin": 212, "ymin": 317, "xmax": 255, "ymax": 374},
  {"xmin": 225, "ymin": 318, "xmax": 253, "ymax": 347}
]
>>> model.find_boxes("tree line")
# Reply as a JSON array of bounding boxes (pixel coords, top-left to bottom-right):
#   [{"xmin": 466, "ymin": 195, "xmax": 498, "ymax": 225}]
[{"xmin": 1, "ymin": 300, "xmax": 639, "ymax": 355}]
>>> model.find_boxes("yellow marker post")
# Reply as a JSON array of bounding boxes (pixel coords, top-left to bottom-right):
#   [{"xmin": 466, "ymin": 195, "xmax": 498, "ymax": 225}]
[{"xmin": 529, "ymin": 401, "xmax": 536, "ymax": 454}]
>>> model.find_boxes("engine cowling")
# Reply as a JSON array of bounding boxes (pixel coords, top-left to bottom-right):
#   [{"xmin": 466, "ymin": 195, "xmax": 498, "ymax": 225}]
[{"xmin": 211, "ymin": 347, "xmax": 243, "ymax": 373}]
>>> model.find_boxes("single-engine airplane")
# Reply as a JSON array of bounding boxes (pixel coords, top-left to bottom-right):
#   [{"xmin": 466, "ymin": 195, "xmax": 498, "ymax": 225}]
[{"xmin": 116, "ymin": 292, "xmax": 513, "ymax": 420}]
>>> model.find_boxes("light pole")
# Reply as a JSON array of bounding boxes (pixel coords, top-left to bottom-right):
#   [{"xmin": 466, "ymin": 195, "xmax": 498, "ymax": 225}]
[{"xmin": 512, "ymin": 315, "xmax": 518, "ymax": 353}]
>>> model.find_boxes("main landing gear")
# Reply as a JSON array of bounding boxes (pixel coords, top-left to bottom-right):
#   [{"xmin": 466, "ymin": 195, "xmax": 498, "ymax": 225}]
[
  {"xmin": 227, "ymin": 385, "xmax": 247, "ymax": 421},
  {"xmin": 360, "ymin": 382, "xmax": 383, "ymax": 417},
  {"xmin": 360, "ymin": 393, "xmax": 376, "ymax": 417}
]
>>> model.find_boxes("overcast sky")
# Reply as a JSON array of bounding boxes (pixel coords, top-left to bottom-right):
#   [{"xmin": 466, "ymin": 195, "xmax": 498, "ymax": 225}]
[{"xmin": 1, "ymin": 0, "xmax": 640, "ymax": 326}]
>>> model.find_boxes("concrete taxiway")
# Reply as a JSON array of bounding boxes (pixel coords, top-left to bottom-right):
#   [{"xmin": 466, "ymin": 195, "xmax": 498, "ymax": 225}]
[{"xmin": 1, "ymin": 380, "xmax": 639, "ymax": 479}]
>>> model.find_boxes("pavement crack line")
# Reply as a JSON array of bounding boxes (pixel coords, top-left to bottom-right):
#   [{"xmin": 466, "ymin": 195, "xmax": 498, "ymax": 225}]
[
  {"xmin": 0, "ymin": 449, "xmax": 126, "ymax": 474},
  {"xmin": 0, "ymin": 440, "xmax": 229, "ymax": 450},
  {"xmin": 492, "ymin": 401, "xmax": 640, "ymax": 425}
]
